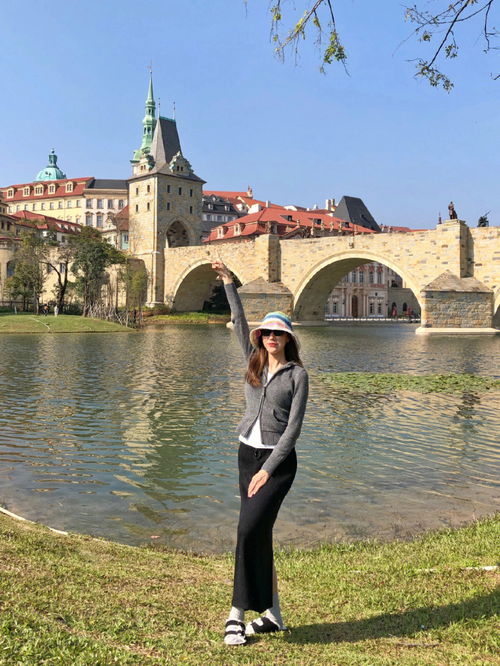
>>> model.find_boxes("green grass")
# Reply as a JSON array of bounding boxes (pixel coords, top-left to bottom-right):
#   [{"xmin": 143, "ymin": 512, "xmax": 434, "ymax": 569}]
[
  {"xmin": 0, "ymin": 314, "xmax": 131, "ymax": 334},
  {"xmin": 146, "ymin": 312, "xmax": 230, "ymax": 325},
  {"xmin": 319, "ymin": 372, "xmax": 500, "ymax": 394},
  {"xmin": 0, "ymin": 513, "xmax": 497, "ymax": 665}
]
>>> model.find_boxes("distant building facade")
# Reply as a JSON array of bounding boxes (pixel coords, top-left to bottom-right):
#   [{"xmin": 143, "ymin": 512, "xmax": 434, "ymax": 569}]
[{"xmin": 1, "ymin": 151, "xmax": 127, "ymax": 228}]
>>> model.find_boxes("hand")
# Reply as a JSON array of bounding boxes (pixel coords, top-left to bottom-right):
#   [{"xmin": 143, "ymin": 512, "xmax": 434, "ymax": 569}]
[
  {"xmin": 248, "ymin": 470, "xmax": 270, "ymax": 497},
  {"xmin": 211, "ymin": 260, "xmax": 232, "ymax": 284}
]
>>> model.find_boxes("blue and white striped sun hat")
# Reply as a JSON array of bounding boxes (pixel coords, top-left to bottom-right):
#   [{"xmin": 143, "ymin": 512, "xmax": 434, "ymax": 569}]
[{"xmin": 249, "ymin": 311, "xmax": 299, "ymax": 349}]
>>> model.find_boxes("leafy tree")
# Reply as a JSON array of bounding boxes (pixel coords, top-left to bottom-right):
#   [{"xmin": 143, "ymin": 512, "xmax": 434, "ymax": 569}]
[
  {"xmin": 119, "ymin": 259, "xmax": 149, "ymax": 324},
  {"xmin": 70, "ymin": 228, "xmax": 125, "ymax": 317},
  {"xmin": 39, "ymin": 232, "xmax": 75, "ymax": 312},
  {"xmin": 5, "ymin": 233, "xmax": 46, "ymax": 312},
  {"xmin": 265, "ymin": 0, "xmax": 498, "ymax": 89}
]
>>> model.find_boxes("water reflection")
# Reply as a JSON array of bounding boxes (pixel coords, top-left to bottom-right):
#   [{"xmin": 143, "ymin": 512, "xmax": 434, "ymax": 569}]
[{"xmin": 0, "ymin": 325, "xmax": 498, "ymax": 552}]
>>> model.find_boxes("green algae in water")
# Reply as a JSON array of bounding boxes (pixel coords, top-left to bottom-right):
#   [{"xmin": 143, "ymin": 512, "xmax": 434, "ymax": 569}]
[{"xmin": 318, "ymin": 372, "xmax": 500, "ymax": 394}]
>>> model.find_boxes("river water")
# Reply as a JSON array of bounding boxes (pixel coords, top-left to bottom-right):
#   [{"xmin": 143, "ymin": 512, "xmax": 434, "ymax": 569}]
[{"xmin": 0, "ymin": 324, "xmax": 498, "ymax": 552}]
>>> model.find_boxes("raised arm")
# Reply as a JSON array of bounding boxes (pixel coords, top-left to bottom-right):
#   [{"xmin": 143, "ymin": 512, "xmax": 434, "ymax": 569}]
[{"xmin": 212, "ymin": 261, "xmax": 253, "ymax": 359}]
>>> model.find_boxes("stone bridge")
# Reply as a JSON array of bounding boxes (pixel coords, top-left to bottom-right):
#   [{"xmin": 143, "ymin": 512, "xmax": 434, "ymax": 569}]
[{"xmin": 160, "ymin": 220, "xmax": 499, "ymax": 333}]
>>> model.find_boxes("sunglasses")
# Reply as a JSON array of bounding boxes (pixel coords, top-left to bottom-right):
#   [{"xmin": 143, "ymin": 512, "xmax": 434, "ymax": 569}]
[{"xmin": 260, "ymin": 329, "xmax": 286, "ymax": 337}]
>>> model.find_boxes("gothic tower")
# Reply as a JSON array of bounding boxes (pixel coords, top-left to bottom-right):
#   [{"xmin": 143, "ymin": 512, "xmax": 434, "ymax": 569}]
[{"xmin": 128, "ymin": 77, "xmax": 205, "ymax": 305}]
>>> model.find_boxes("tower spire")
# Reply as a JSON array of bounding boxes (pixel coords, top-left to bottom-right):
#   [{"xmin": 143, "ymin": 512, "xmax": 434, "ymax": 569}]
[{"xmin": 132, "ymin": 71, "xmax": 157, "ymax": 162}]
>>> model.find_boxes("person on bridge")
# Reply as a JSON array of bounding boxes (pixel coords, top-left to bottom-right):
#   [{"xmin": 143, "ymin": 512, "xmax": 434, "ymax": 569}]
[{"xmin": 212, "ymin": 261, "xmax": 309, "ymax": 647}]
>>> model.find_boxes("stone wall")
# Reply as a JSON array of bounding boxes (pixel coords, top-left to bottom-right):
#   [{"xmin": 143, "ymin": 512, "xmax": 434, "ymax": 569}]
[
  {"xmin": 467, "ymin": 226, "xmax": 500, "ymax": 315},
  {"xmin": 424, "ymin": 291, "xmax": 493, "ymax": 328}
]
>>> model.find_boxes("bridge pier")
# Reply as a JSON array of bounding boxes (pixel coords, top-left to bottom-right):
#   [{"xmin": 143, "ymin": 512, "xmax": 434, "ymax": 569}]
[{"xmin": 416, "ymin": 270, "xmax": 497, "ymax": 335}]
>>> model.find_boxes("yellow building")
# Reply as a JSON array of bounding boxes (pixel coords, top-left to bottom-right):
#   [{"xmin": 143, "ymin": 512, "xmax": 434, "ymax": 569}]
[{"xmin": 1, "ymin": 151, "xmax": 127, "ymax": 228}]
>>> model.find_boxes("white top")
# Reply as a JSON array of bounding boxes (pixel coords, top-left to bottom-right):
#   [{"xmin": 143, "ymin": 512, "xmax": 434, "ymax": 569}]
[{"xmin": 239, "ymin": 370, "xmax": 275, "ymax": 449}]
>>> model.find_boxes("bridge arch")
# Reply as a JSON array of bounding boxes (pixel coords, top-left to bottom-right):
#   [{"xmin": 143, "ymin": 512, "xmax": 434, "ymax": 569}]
[
  {"xmin": 293, "ymin": 250, "xmax": 423, "ymax": 321},
  {"xmin": 170, "ymin": 259, "xmax": 244, "ymax": 312}
]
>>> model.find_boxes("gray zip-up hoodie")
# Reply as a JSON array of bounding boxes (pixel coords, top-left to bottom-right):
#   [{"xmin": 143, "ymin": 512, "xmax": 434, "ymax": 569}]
[{"xmin": 225, "ymin": 282, "xmax": 308, "ymax": 476}]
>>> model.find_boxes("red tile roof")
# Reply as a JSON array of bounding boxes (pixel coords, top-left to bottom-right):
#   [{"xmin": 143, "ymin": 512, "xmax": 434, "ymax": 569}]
[
  {"xmin": 12, "ymin": 210, "xmax": 82, "ymax": 234},
  {"xmin": 204, "ymin": 206, "xmax": 374, "ymax": 243},
  {"xmin": 1, "ymin": 178, "xmax": 92, "ymax": 202}
]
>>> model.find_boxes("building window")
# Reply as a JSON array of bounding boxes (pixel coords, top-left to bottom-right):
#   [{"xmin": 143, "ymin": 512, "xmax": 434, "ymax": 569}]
[
  {"xmin": 166, "ymin": 202, "xmax": 170, "ymax": 211},
  {"xmin": 75, "ymin": 216, "xmax": 80, "ymax": 224},
  {"xmin": 217, "ymin": 227, "xmax": 224, "ymax": 239},
  {"xmin": 23, "ymin": 187, "xmax": 30, "ymax": 196},
  {"xmin": 65, "ymin": 182, "xmax": 74, "ymax": 193},
  {"xmin": 76, "ymin": 200, "xmax": 81, "ymax": 207},
  {"xmin": 369, "ymin": 272, "xmax": 374, "ymax": 284},
  {"xmin": 85, "ymin": 214, "xmax": 93, "ymax": 226},
  {"xmin": 147, "ymin": 202, "xmax": 150, "ymax": 211},
  {"xmin": 67, "ymin": 200, "xmax": 72, "ymax": 208},
  {"xmin": 206, "ymin": 214, "xmax": 211, "ymax": 221},
  {"xmin": 41, "ymin": 203, "xmax": 45, "ymax": 210},
  {"xmin": 49, "ymin": 184, "xmax": 56, "ymax": 194},
  {"xmin": 146, "ymin": 185, "xmax": 150, "ymax": 193},
  {"xmin": 86, "ymin": 199, "xmax": 92, "ymax": 208},
  {"xmin": 24, "ymin": 204, "xmax": 28, "ymax": 210},
  {"xmin": 118, "ymin": 200, "xmax": 124, "ymax": 209},
  {"xmin": 96, "ymin": 214, "xmax": 103, "ymax": 228},
  {"xmin": 135, "ymin": 187, "xmax": 139, "ymax": 196},
  {"xmin": 234, "ymin": 223, "xmax": 241, "ymax": 235},
  {"xmin": 189, "ymin": 189, "xmax": 193, "ymax": 197},
  {"xmin": 217, "ymin": 215, "xmax": 222, "ymax": 221},
  {"xmin": 178, "ymin": 187, "xmax": 182, "ymax": 195},
  {"xmin": 351, "ymin": 271, "xmax": 357, "ymax": 283},
  {"xmin": 332, "ymin": 301, "xmax": 338, "ymax": 314},
  {"xmin": 35, "ymin": 185, "xmax": 43, "ymax": 195},
  {"xmin": 167, "ymin": 185, "xmax": 171, "ymax": 193},
  {"xmin": 135, "ymin": 204, "xmax": 139, "ymax": 212},
  {"xmin": 377, "ymin": 302, "xmax": 382, "ymax": 315},
  {"xmin": 49, "ymin": 202, "xmax": 54, "ymax": 209},
  {"xmin": 369, "ymin": 302, "xmax": 374, "ymax": 314},
  {"xmin": 189, "ymin": 205, "xmax": 193, "ymax": 214},
  {"xmin": 58, "ymin": 201, "xmax": 63, "ymax": 209},
  {"xmin": 97, "ymin": 199, "xmax": 103, "ymax": 209},
  {"xmin": 107, "ymin": 199, "xmax": 113, "ymax": 208},
  {"xmin": 33, "ymin": 203, "xmax": 37, "ymax": 210},
  {"xmin": 7, "ymin": 188, "xmax": 14, "ymax": 198},
  {"xmin": 359, "ymin": 271, "xmax": 364, "ymax": 283}
]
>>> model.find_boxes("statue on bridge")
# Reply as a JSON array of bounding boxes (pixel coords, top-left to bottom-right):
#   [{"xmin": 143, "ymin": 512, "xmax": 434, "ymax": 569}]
[
  {"xmin": 448, "ymin": 201, "xmax": 458, "ymax": 220},
  {"xmin": 477, "ymin": 212, "xmax": 490, "ymax": 227}
]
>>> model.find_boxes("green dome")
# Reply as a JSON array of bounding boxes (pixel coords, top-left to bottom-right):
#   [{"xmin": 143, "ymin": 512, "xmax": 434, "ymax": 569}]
[{"xmin": 35, "ymin": 150, "xmax": 66, "ymax": 181}]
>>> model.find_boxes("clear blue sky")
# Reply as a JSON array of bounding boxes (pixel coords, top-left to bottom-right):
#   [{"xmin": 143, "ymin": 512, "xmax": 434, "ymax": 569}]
[{"xmin": 1, "ymin": 0, "xmax": 499, "ymax": 228}]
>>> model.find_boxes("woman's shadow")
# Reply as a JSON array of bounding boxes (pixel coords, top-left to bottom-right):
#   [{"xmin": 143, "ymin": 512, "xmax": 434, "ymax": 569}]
[{"xmin": 284, "ymin": 590, "xmax": 499, "ymax": 644}]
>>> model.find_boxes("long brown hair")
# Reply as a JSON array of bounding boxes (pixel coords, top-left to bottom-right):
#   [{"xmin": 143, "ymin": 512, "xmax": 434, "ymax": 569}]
[{"xmin": 245, "ymin": 335, "xmax": 303, "ymax": 387}]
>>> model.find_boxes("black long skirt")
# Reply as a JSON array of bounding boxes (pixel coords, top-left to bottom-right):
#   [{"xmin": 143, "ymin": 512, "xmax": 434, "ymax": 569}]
[{"xmin": 232, "ymin": 442, "xmax": 297, "ymax": 613}]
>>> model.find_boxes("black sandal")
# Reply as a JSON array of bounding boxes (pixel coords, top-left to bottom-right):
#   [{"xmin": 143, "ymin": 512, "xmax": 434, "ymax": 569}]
[
  {"xmin": 224, "ymin": 619, "xmax": 246, "ymax": 645},
  {"xmin": 246, "ymin": 616, "xmax": 286, "ymax": 635}
]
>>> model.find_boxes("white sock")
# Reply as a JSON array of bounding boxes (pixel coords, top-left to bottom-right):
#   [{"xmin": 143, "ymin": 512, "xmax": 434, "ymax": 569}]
[
  {"xmin": 265, "ymin": 591, "xmax": 284, "ymax": 628},
  {"xmin": 228, "ymin": 606, "xmax": 245, "ymax": 623},
  {"xmin": 225, "ymin": 607, "xmax": 246, "ymax": 645}
]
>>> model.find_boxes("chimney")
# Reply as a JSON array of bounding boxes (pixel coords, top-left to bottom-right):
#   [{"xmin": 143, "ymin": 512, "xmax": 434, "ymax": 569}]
[
  {"xmin": 325, "ymin": 198, "xmax": 336, "ymax": 211},
  {"xmin": 265, "ymin": 200, "xmax": 271, "ymax": 208}
]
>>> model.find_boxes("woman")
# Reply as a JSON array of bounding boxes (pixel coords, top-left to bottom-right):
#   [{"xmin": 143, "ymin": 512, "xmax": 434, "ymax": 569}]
[{"xmin": 212, "ymin": 261, "xmax": 309, "ymax": 646}]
